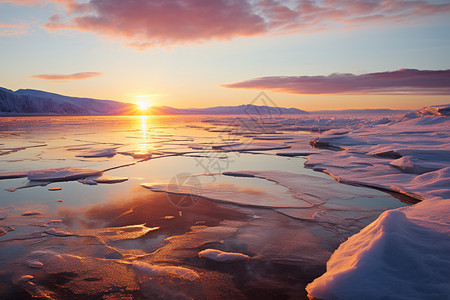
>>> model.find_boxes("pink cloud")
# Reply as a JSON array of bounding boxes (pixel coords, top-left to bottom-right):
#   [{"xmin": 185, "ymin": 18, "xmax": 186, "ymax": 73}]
[
  {"xmin": 222, "ymin": 69, "xmax": 450, "ymax": 95},
  {"xmin": 0, "ymin": 0, "xmax": 88, "ymax": 13},
  {"xmin": 40, "ymin": 0, "xmax": 450, "ymax": 48},
  {"xmin": 30, "ymin": 72, "xmax": 102, "ymax": 81},
  {"xmin": 0, "ymin": 22, "xmax": 28, "ymax": 36}
]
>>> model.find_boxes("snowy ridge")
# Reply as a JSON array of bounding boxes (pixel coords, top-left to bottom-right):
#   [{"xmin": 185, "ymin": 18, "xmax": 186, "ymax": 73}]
[
  {"xmin": 148, "ymin": 104, "xmax": 308, "ymax": 115},
  {"xmin": 0, "ymin": 87, "xmax": 137, "ymax": 115},
  {"xmin": 0, "ymin": 87, "xmax": 308, "ymax": 116},
  {"xmin": 306, "ymin": 106, "xmax": 450, "ymax": 299}
]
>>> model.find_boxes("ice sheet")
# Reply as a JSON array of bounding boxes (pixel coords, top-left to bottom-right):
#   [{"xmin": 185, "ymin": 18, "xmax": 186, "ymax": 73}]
[{"xmin": 304, "ymin": 107, "xmax": 450, "ymax": 299}]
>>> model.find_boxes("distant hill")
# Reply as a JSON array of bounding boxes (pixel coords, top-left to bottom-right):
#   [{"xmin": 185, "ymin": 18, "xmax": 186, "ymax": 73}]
[
  {"xmin": 148, "ymin": 104, "xmax": 308, "ymax": 115},
  {"xmin": 0, "ymin": 87, "xmax": 137, "ymax": 116}
]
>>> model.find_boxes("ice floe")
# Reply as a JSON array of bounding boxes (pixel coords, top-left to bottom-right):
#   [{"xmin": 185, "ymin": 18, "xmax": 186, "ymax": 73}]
[
  {"xmin": 142, "ymin": 180, "xmax": 312, "ymax": 208},
  {"xmin": 22, "ymin": 211, "xmax": 42, "ymax": 216},
  {"xmin": 75, "ymin": 147, "xmax": 117, "ymax": 158},
  {"xmin": 275, "ymin": 150, "xmax": 320, "ymax": 157},
  {"xmin": 27, "ymin": 167, "xmax": 101, "ymax": 182},
  {"xmin": 26, "ymin": 260, "xmax": 44, "ymax": 269},
  {"xmin": 48, "ymin": 187, "xmax": 62, "ymax": 191},
  {"xmin": 0, "ymin": 171, "xmax": 28, "ymax": 179},
  {"xmin": 85, "ymin": 175, "xmax": 128, "ymax": 184},
  {"xmin": 213, "ymin": 142, "xmax": 290, "ymax": 151},
  {"xmin": 132, "ymin": 261, "xmax": 200, "ymax": 281},
  {"xmin": 198, "ymin": 249, "xmax": 250, "ymax": 262}
]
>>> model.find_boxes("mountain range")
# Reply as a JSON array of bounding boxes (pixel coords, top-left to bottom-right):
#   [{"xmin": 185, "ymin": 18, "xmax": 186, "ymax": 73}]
[
  {"xmin": 1, "ymin": 87, "xmax": 415, "ymax": 116},
  {"xmin": 0, "ymin": 87, "xmax": 307, "ymax": 116}
]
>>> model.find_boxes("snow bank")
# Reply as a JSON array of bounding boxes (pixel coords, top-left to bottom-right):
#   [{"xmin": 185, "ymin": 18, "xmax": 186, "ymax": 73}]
[
  {"xmin": 306, "ymin": 210, "xmax": 450, "ymax": 300},
  {"xmin": 198, "ymin": 249, "xmax": 250, "ymax": 262},
  {"xmin": 305, "ymin": 108, "xmax": 450, "ymax": 299},
  {"xmin": 44, "ymin": 228, "xmax": 74, "ymax": 237}
]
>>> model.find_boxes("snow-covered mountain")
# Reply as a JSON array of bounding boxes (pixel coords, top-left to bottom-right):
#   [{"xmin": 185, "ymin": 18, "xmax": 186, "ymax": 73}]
[
  {"xmin": 0, "ymin": 87, "xmax": 308, "ymax": 116},
  {"xmin": 148, "ymin": 104, "xmax": 308, "ymax": 115},
  {"xmin": 0, "ymin": 87, "xmax": 138, "ymax": 116}
]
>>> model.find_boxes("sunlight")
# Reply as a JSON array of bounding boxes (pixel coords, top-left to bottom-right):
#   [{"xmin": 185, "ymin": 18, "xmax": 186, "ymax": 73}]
[
  {"xmin": 135, "ymin": 95, "xmax": 154, "ymax": 113},
  {"xmin": 138, "ymin": 101, "xmax": 150, "ymax": 111},
  {"xmin": 141, "ymin": 115, "xmax": 148, "ymax": 139}
]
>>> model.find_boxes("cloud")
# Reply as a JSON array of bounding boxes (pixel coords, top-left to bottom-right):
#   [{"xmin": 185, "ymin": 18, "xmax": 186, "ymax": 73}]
[
  {"xmin": 222, "ymin": 69, "xmax": 450, "ymax": 95},
  {"xmin": 30, "ymin": 72, "xmax": 102, "ymax": 81},
  {"xmin": 0, "ymin": 22, "xmax": 28, "ymax": 36},
  {"xmin": 38, "ymin": 0, "xmax": 450, "ymax": 48}
]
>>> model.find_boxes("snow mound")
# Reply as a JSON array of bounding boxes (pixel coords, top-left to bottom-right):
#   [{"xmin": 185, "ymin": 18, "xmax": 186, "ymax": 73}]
[
  {"xmin": 198, "ymin": 249, "xmax": 250, "ymax": 262},
  {"xmin": 415, "ymin": 104, "xmax": 450, "ymax": 117},
  {"xmin": 132, "ymin": 261, "xmax": 199, "ymax": 281},
  {"xmin": 306, "ymin": 210, "xmax": 450, "ymax": 300},
  {"xmin": 27, "ymin": 167, "xmax": 101, "ymax": 181},
  {"xmin": 389, "ymin": 156, "xmax": 442, "ymax": 174},
  {"xmin": 44, "ymin": 228, "xmax": 74, "ymax": 237}
]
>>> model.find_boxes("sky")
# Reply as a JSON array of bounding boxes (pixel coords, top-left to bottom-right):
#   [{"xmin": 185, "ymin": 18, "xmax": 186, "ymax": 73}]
[{"xmin": 1, "ymin": 0, "xmax": 450, "ymax": 110}]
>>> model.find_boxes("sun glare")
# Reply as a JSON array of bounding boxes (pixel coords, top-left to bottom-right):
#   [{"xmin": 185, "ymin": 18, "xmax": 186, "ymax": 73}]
[
  {"xmin": 135, "ymin": 95, "xmax": 157, "ymax": 113},
  {"xmin": 138, "ymin": 101, "xmax": 150, "ymax": 111}
]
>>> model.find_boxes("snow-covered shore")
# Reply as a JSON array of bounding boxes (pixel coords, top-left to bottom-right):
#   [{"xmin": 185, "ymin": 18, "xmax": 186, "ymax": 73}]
[{"xmin": 305, "ymin": 106, "xmax": 450, "ymax": 299}]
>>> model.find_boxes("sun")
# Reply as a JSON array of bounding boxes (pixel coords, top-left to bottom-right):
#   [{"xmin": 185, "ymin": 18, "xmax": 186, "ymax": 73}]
[{"xmin": 138, "ymin": 101, "xmax": 150, "ymax": 111}]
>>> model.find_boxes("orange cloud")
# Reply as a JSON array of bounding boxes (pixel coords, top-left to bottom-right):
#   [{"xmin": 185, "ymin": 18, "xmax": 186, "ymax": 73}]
[
  {"xmin": 40, "ymin": 0, "xmax": 450, "ymax": 49},
  {"xmin": 30, "ymin": 72, "xmax": 102, "ymax": 81},
  {"xmin": 223, "ymin": 69, "xmax": 450, "ymax": 95}
]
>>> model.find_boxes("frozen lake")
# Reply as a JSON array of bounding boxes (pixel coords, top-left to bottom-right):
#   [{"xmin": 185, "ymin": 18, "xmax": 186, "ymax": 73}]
[{"xmin": 0, "ymin": 115, "xmax": 414, "ymax": 299}]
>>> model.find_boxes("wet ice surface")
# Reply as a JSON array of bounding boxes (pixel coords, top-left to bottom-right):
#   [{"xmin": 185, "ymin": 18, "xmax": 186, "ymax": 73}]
[{"xmin": 0, "ymin": 115, "xmax": 413, "ymax": 299}]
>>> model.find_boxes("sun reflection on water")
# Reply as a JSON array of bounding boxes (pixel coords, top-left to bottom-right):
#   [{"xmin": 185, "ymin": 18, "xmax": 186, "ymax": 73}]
[{"xmin": 138, "ymin": 115, "xmax": 150, "ymax": 155}]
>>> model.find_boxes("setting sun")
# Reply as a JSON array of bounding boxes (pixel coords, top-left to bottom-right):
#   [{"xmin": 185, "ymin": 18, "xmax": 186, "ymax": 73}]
[
  {"xmin": 135, "ymin": 95, "xmax": 153, "ymax": 112},
  {"xmin": 138, "ymin": 101, "xmax": 150, "ymax": 111}
]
